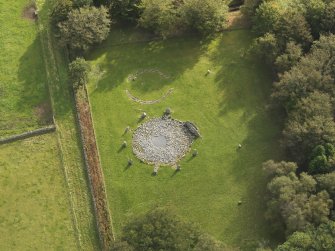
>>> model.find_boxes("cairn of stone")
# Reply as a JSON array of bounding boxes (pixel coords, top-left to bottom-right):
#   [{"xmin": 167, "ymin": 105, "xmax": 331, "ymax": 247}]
[{"xmin": 132, "ymin": 117, "xmax": 197, "ymax": 165}]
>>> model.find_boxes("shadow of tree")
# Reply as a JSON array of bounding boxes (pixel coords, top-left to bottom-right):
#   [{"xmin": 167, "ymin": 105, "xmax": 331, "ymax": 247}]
[
  {"xmin": 16, "ymin": 35, "xmax": 53, "ymax": 124},
  {"xmin": 86, "ymin": 33, "xmax": 211, "ymax": 95},
  {"xmin": 204, "ymin": 30, "xmax": 285, "ymax": 248}
]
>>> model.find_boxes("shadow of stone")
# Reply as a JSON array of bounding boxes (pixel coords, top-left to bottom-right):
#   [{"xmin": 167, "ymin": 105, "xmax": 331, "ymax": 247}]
[
  {"xmin": 124, "ymin": 163, "xmax": 132, "ymax": 171},
  {"xmin": 137, "ymin": 117, "xmax": 145, "ymax": 123},
  {"xmin": 187, "ymin": 155, "xmax": 196, "ymax": 162},
  {"xmin": 170, "ymin": 170, "xmax": 179, "ymax": 177},
  {"xmin": 117, "ymin": 146, "xmax": 126, "ymax": 153}
]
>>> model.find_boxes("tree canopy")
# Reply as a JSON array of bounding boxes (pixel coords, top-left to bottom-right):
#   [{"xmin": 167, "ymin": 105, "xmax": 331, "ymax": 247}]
[
  {"xmin": 59, "ymin": 6, "xmax": 111, "ymax": 52},
  {"xmin": 263, "ymin": 160, "xmax": 333, "ymax": 235},
  {"xmin": 276, "ymin": 221, "xmax": 335, "ymax": 251},
  {"xmin": 114, "ymin": 207, "xmax": 234, "ymax": 251}
]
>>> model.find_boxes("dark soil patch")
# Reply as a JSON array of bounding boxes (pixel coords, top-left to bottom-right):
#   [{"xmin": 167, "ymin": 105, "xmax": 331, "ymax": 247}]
[
  {"xmin": 22, "ymin": 3, "xmax": 37, "ymax": 21},
  {"xmin": 34, "ymin": 102, "xmax": 53, "ymax": 125}
]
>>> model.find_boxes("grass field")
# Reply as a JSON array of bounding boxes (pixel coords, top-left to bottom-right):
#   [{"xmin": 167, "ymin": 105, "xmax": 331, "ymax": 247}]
[
  {"xmin": 87, "ymin": 29, "xmax": 283, "ymax": 249},
  {"xmin": 0, "ymin": 0, "xmax": 52, "ymax": 137},
  {"xmin": 0, "ymin": 134, "xmax": 77, "ymax": 250},
  {"xmin": 0, "ymin": 0, "xmax": 100, "ymax": 250}
]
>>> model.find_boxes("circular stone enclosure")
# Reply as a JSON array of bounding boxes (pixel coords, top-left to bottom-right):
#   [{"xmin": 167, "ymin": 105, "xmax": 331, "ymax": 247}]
[{"xmin": 132, "ymin": 118, "xmax": 194, "ymax": 165}]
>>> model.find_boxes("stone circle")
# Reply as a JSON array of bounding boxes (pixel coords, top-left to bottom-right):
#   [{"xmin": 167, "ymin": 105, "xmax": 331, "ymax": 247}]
[
  {"xmin": 132, "ymin": 118, "xmax": 195, "ymax": 165},
  {"xmin": 127, "ymin": 68, "xmax": 170, "ymax": 82}
]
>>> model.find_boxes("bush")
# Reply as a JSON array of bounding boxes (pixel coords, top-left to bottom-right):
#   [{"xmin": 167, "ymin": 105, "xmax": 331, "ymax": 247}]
[
  {"xmin": 276, "ymin": 221, "xmax": 335, "ymax": 251},
  {"xmin": 138, "ymin": 0, "xmax": 228, "ymax": 37},
  {"xmin": 69, "ymin": 58, "xmax": 90, "ymax": 88},
  {"xmin": 50, "ymin": 0, "xmax": 73, "ymax": 26},
  {"xmin": 73, "ymin": 0, "xmax": 93, "ymax": 7},
  {"xmin": 251, "ymin": 32, "xmax": 280, "ymax": 65},
  {"xmin": 59, "ymin": 6, "xmax": 111, "ymax": 52},
  {"xmin": 119, "ymin": 207, "xmax": 234, "ymax": 251},
  {"xmin": 321, "ymin": 0, "xmax": 335, "ymax": 34},
  {"xmin": 308, "ymin": 144, "xmax": 335, "ymax": 174},
  {"xmin": 108, "ymin": 0, "xmax": 141, "ymax": 22},
  {"xmin": 253, "ymin": 1, "xmax": 313, "ymax": 49},
  {"xmin": 263, "ymin": 160, "xmax": 333, "ymax": 235},
  {"xmin": 275, "ymin": 42, "xmax": 302, "ymax": 73},
  {"xmin": 281, "ymin": 92, "xmax": 335, "ymax": 165},
  {"xmin": 138, "ymin": 0, "xmax": 181, "ymax": 37},
  {"xmin": 181, "ymin": 0, "xmax": 228, "ymax": 35}
]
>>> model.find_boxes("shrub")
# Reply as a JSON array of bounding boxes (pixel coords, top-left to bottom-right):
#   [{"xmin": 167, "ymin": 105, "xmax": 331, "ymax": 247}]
[
  {"xmin": 72, "ymin": 0, "xmax": 93, "ymax": 7},
  {"xmin": 251, "ymin": 32, "xmax": 280, "ymax": 65},
  {"xmin": 59, "ymin": 6, "xmax": 111, "ymax": 52},
  {"xmin": 138, "ymin": 0, "xmax": 181, "ymax": 37},
  {"xmin": 321, "ymin": 0, "xmax": 335, "ymax": 34},
  {"xmin": 50, "ymin": 0, "xmax": 73, "ymax": 26},
  {"xmin": 275, "ymin": 42, "xmax": 302, "ymax": 73},
  {"xmin": 69, "ymin": 58, "xmax": 90, "ymax": 89},
  {"xmin": 138, "ymin": 0, "xmax": 229, "ymax": 36},
  {"xmin": 181, "ymin": 0, "xmax": 228, "ymax": 35}
]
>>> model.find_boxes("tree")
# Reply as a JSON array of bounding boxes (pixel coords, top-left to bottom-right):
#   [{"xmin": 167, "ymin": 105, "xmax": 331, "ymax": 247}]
[
  {"xmin": 253, "ymin": 1, "xmax": 313, "ymax": 50},
  {"xmin": 303, "ymin": 0, "xmax": 325, "ymax": 38},
  {"xmin": 181, "ymin": 0, "xmax": 228, "ymax": 35},
  {"xmin": 59, "ymin": 6, "xmax": 111, "ymax": 52},
  {"xmin": 253, "ymin": 1, "xmax": 282, "ymax": 35},
  {"xmin": 275, "ymin": 42, "xmax": 303, "ymax": 73},
  {"xmin": 316, "ymin": 172, "xmax": 335, "ymax": 211},
  {"xmin": 193, "ymin": 234, "xmax": 235, "ymax": 251},
  {"xmin": 73, "ymin": 0, "xmax": 93, "ymax": 7},
  {"xmin": 251, "ymin": 32, "xmax": 280, "ymax": 65},
  {"xmin": 241, "ymin": 0, "xmax": 263, "ymax": 19},
  {"xmin": 110, "ymin": 241, "xmax": 134, "ymax": 251},
  {"xmin": 69, "ymin": 58, "xmax": 91, "ymax": 88},
  {"xmin": 107, "ymin": 0, "xmax": 141, "ymax": 22},
  {"xmin": 275, "ymin": 11, "xmax": 313, "ymax": 50},
  {"xmin": 122, "ymin": 207, "xmax": 199, "ymax": 250},
  {"xmin": 272, "ymin": 34, "xmax": 335, "ymax": 111},
  {"xmin": 119, "ymin": 207, "xmax": 237, "ymax": 251},
  {"xmin": 263, "ymin": 160, "xmax": 333, "ymax": 235},
  {"xmin": 276, "ymin": 221, "xmax": 335, "ymax": 251},
  {"xmin": 317, "ymin": 172, "xmax": 335, "ymax": 197},
  {"xmin": 50, "ymin": 0, "xmax": 73, "ymax": 26},
  {"xmin": 138, "ymin": 0, "xmax": 181, "ymax": 38},
  {"xmin": 281, "ymin": 92, "xmax": 335, "ymax": 164},
  {"xmin": 321, "ymin": 0, "xmax": 335, "ymax": 34},
  {"xmin": 309, "ymin": 144, "xmax": 335, "ymax": 174},
  {"xmin": 263, "ymin": 160, "xmax": 298, "ymax": 179}
]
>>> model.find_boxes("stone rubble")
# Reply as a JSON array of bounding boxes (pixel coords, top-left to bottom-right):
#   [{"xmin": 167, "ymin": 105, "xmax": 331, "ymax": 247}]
[{"xmin": 132, "ymin": 118, "xmax": 195, "ymax": 165}]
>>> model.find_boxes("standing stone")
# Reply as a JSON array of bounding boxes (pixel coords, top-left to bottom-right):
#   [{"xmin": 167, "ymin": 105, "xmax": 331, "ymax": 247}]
[
  {"xmin": 141, "ymin": 112, "xmax": 147, "ymax": 119},
  {"xmin": 122, "ymin": 141, "xmax": 127, "ymax": 148},
  {"xmin": 165, "ymin": 107, "xmax": 171, "ymax": 115}
]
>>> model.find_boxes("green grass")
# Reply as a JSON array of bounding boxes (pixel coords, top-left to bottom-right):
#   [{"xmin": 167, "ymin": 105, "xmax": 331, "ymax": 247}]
[
  {"xmin": 0, "ymin": 134, "xmax": 77, "ymax": 250},
  {"xmin": 87, "ymin": 29, "xmax": 283, "ymax": 249},
  {"xmin": 35, "ymin": 0, "xmax": 100, "ymax": 249},
  {"xmin": 0, "ymin": 0, "xmax": 51, "ymax": 137},
  {"xmin": 0, "ymin": 0, "xmax": 100, "ymax": 250}
]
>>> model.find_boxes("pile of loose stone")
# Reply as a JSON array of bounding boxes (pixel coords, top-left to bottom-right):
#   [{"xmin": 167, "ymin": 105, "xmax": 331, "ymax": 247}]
[{"xmin": 132, "ymin": 117, "xmax": 195, "ymax": 165}]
